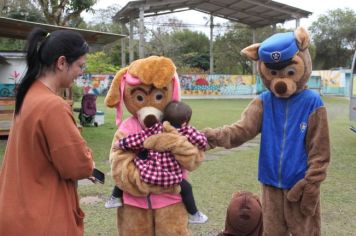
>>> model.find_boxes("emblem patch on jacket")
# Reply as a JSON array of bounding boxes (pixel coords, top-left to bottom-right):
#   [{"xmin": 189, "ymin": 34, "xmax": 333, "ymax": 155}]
[{"xmin": 300, "ymin": 122, "xmax": 307, "ymax": 133}]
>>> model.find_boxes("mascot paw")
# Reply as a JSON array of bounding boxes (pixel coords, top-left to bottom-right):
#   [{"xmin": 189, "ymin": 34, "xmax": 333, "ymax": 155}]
[
  {"xmin": 144, "ymin": 132, "xmax": 186, "ymax": 152},
  {"xmin": 162, "ymin": 121, "xmax": 178, "ymax": 133},
  {"xmin": 300, "ymin": 183, "xmax": 320, "ymax": 216},
  {"xmin": 287, "ymin": 179, "xmax": 306, "ymax": 202},
  {"xmin": 201, "ymin": 128, "xmax": 217, "ymax": 150}
]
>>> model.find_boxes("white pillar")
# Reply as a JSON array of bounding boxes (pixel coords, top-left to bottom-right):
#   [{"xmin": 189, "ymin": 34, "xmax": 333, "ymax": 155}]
[
  {"xmin": 209, "ymin": 14, "xmax": 214, "ymax": 74},
  {"xmin": 129, "ymin": 17, "xmax": 134, "ymax": 62},
  {"xmin": 296, "ymin": 18, "xmax": 300, "ymax": 28},
  {"xmin": 252, "ymin": 28, "xmax": 257, "ymax": 75},
  {"xmin": 272, "ymin": 24, "xmax": 276, "ymax": 33},
  {"xmin": 120, "ymin": 21, "xmax": 126, "ymax": 67},
  {"xmin": 139, "ymin": 6, "xmax": 145, "ymax": 58}
]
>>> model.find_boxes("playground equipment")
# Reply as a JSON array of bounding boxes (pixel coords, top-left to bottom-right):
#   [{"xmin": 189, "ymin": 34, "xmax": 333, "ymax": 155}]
[{"xmin": 349, "ymin": 50, "xmax": 356, "ymax": 132}]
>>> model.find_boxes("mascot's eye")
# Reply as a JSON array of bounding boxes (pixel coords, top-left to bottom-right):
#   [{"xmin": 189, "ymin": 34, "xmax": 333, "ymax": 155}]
[
  {"xmin": 287, "ymin": 68, "xmax": 296, "ymax": 76},
  {"xmin": 136, "ymin": 95, "xmax": 144, "ymax": 102},
  {"xmin": 270, "ymin": 70, "xmax": 278, "ymax": 76},
  {"xmin": 153, "ymin": 91, "xmax": 164, "ymax": 102},
  {"xmin": 137, "ymin": 95, "xmax": 144, "ymax": 101},
  {"xmin": 134, "ymin": 93, "xmax": 145, "ymax": 103}
]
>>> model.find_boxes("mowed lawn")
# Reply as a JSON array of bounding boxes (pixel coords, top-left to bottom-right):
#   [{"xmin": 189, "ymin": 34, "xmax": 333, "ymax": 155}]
[{"xmin": 0, "ymin": 95, "xmax": 355, "ymax": 236}]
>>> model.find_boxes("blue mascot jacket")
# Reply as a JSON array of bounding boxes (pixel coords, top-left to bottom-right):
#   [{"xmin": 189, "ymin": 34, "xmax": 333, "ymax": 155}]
[{"xmin": 258, "ymin": 89, "xmax": 324, "ymax": 189}]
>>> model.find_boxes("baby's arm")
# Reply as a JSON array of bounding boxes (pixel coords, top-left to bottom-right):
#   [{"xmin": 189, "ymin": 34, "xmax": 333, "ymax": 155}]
[
  {"xmin": 179, "ymin": 125, "xmax": 208, "ymax": 150},
  {"xmin": 115, "ymin": 131, "xmax": 146, "ymax": 151},
  {"xmin": 115, "ymin": 123, "xmax": 162, "ymax": 151}
]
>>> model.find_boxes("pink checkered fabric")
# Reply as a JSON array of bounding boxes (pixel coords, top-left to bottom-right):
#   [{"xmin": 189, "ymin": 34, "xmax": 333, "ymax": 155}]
[{"xmin": 117, "ymin": 123, "xmax": 207, "ymax": 187}]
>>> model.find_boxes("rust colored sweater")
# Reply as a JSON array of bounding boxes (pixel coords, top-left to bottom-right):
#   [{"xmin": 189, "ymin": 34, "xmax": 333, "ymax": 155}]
[{"xmin": 0, "ymin": 81, "xmax": 94, "ymax": 236}]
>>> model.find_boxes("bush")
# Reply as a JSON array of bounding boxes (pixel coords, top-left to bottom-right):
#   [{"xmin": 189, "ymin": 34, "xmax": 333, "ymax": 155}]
[
  {"xmin": 86, "ymin": 51, "xmax": 120, "ymax": 74},
  {"xmin": 72, "ymin": 83, "xmax": 83, "ymax": 103}
]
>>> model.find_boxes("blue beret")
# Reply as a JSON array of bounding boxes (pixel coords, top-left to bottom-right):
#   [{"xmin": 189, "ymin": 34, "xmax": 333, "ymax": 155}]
[{"xmin": 258, "ymin": 32, "xmax": 299, "ymax": 64}]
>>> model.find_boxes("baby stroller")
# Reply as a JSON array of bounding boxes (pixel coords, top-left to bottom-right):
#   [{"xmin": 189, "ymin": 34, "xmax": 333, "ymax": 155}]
[{"xmin": 78, "ymin": 94, "xmax": 97, "ymax": 126}]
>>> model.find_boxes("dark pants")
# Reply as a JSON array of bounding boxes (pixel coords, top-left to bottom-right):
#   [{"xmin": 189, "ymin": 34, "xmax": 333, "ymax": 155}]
[
  {"xmin": 180, "ymin": 179, "xmax": 198, "ymax": 215},
  {"xmin": 111, "ymin": 179, "xmax": 198, "ymax": 215},
  {"xmin": 112, "ymin": 185, "xmax": 123, "ymax": 198}
]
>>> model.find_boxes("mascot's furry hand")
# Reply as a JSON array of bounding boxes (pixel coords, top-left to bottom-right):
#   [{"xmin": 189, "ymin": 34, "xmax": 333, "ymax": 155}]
[
  {"xmin": 110, "ymin": 129, "xmax": 181, "ymax": 197},
  {"xmin": 287, "ymin": 179, "xmax": 320, "ymax": 216},
  {"xmin": 144, "ymin": 121, "xmax": 204, "ymax": 171}
]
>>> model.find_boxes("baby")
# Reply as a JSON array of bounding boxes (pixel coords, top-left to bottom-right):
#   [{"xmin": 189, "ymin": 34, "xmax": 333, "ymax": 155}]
[{"xmin": 106, "ymin": 101, "xmax": 208, "ymax": 224}]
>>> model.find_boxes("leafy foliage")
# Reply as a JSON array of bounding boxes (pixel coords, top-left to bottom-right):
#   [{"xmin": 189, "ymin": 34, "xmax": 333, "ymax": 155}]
[
  {"xmin": 170, "ymin": 29, "xmax": 210, "ymax": 71},
  {"xmin": 85, "ymin": 51, "xmax": 120, "ymax": 74},
  {"xmin": 71, "ymin": 83, "xmax": 83, "ymax": 102},
  {"xmin": 36, "ymin": 0, "xmax": 97, "ymax": 26},
  {"xmin": 309, "ymin": 8, "xmax": 356, "ymax": 69},
  {"xmin": 214, "ymin": 24, "xmax": 286, "ymax": 74}
]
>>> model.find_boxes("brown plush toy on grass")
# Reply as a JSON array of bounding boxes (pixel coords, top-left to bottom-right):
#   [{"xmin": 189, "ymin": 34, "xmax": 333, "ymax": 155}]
[
  {"xmin": 105, "ymin": 56, "xmax": 204, "ymax": 236},
  {"xmin": 204, "ymin": 27, "xmax": 330, "ymax": 235},
  {"xmin": 217, "ymin": 191, "xmax": 263, "ymax": 236}
]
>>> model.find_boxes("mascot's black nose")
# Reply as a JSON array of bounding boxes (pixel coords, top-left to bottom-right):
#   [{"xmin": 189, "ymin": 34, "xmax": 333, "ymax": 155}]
[
  {"xmin": 144, "ymin": 115, "xmax": 158, "ymax": 128},
  {"xmin": 274, "ymin": 81, "xmax": 287, "ymax": 95}
]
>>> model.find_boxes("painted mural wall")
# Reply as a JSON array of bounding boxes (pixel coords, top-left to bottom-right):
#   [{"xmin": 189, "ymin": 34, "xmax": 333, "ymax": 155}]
[
  {"xmin": 73, "ymin": 71, "xmax": 352, "ymax": 97},
  {"xmin": 75, "ymin": 74, "xmax": 114, "ymax": 95},
  {"xmin": 180, "ymin": 74, "xmax": 256, "ymax": 96},
  {"xmin": 0, "ymin": 60, "xmax": 352, "ymax": 98},
  {"xmin": 312, "ymin": 70, "xmax": 351, "ymax": 96},
  {"xmin": 0, "ymin": 53, "xmax": 27, "ymax": 97}
]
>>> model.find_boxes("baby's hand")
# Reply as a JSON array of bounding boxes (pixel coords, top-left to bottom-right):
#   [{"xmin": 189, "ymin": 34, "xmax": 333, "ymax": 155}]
[
  {"xmin": 112, "ymin": 146, "xmax": 120, "ymax": 151},
  {"xmin": 112, "ymin": 140, "xmax": 121, "ymax": 151}
]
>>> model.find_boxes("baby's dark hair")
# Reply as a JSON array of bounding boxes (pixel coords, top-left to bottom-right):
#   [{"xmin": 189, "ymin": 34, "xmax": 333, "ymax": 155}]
[{"xmin": 162, "ymin": 101, "xmax": 192, "ymax": 128}]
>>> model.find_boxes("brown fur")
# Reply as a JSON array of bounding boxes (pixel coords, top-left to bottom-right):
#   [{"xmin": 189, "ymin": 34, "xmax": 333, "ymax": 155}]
[
  {"xmin": 203, "ymin": 98, "xmax": 263, "ymax": 149},
  {"xmin": 105, "ymin": 56, "xmax": 203, "ymax": 235},
  {"xmin": 104, "ymin": 56, "xmax": 176, "ymax": 109},
  {"xmin": 144, "ymin": 121, "xmax": 205, "ymax": 171},
  {"xmin": 218, "ymin": 191, "xmax": 263, "ymax": 236},
  {"xmin": 109, "ymin": 129, "xmax": 181, "ymax": 196},
  {"xmin": 117, "ymin": 203, "xmax": 191, "ymax": 236},
  {"xmin": 104, "ymin": 68, "xmax": 127, "ymax": 108},
  {"xmin": 287, "ymin": 107, "xmax": 330, "ymax": 216},
  {"xmin": 263, "ymin": 185, "xmax": 321, "ymax": 236},
  {"xmin": 206, "ymin": 27, "xmax": 330, "ymax": 235},
  {"xmin": 241, "ymin": 27, "xmax": 312, "ymax": 98},
  {"xmin": 129, "ymin": 56, "xmax": 176, "ymax": 88},
  {"xmin": 123, "ymin": 83, "xmax": 174, "ymax": 118}
]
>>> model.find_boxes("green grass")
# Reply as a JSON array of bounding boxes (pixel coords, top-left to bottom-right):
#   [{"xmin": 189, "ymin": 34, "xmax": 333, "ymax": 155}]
[{"xmin": 1, "ymin": 96, "xmax": 355, "ymax": 235}]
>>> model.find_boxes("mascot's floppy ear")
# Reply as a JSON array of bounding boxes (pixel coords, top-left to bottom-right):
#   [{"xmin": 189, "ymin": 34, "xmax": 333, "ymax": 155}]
[
  {"xmin": 240, "ymin": 43, "xmax": 260, "ymax": 61},
  {"xmin": 294, "ymin": 27, "xmax": 310, "ymax": 51},
  {"xmin": 104, "ymin": 67, "xmax": 128, "ymax": 108}
]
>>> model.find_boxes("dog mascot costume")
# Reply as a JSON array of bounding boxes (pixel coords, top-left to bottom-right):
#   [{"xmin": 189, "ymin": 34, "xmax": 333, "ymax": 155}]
[
  {"xmin": 105, "ymin": 56, "xmax": 204, "ymax": 236},
  {"xmin": 204, "ymin": 27, "xmax": 330, "ymax": 235}
]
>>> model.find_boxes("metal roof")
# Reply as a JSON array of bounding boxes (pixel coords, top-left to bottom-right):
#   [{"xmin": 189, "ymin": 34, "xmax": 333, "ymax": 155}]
[
  {"xmin": 0, "ymin": 17, "xmax": 126, "ymax": 45},
  {"xmin": 114, "ymin": 0, "xmax": 312, "ymax": 27}
]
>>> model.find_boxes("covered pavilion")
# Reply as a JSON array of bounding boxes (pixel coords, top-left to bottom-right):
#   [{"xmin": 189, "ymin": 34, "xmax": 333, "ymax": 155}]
[{"xmin": 114, "ymin": 0, "xmax": 311, "ymax": 73}]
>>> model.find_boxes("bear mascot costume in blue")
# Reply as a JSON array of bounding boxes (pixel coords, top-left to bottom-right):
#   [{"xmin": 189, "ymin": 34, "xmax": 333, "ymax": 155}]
[{"xmin": 204, "ymin": 27, "xmax": 330, "ymax": 236}]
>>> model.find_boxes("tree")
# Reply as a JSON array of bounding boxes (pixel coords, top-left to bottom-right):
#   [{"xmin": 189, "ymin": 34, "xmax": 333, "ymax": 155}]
[
  {"xmin": 214, "ymin": 23, "xmax": 285, "ymax": 74},
  {"xmin": 85, "ymin": 51, "xmax": 120, "ymax": 74},
  {"xmin": 0, "ymin": 0, "xmax": 46, "ymax": 23},
  {"xmin": 34, "ymin": 0, "xmax": 97, "ymax": 26},
  {"xmin": 0, "ymin": 1, "xmax": 46, "ymax": 51},
  {"xmin": 145, "ymin": 16, "xmax": 185, "ymax": 57},
  {"xmin": 170, "ymin": 29, "xmax": 210, "ymax": 71},
  {"xmin": 309, "ymin": 8, "xmax": 356, "ymax": 69},
  {"xmin": 85, "ymin": 4, "xmax": 121, "ymax": 32}
]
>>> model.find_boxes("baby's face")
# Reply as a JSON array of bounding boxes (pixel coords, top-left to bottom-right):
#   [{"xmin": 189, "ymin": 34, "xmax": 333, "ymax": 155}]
[{"xmin": 181, "ymin": 121, "xmax": 188, "ymax": 127}]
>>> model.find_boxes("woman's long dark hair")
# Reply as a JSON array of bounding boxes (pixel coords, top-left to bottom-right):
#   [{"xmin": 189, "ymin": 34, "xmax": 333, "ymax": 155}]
[{"xmin": 15, "ymin": 27, "xmax": 89, "ymax": 115}]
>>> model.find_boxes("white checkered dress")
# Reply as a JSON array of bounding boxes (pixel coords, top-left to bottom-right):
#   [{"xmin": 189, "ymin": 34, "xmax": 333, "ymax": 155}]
[{"xmin": 117, "ymin": 123, "xmax": 207, "ymax": 187}]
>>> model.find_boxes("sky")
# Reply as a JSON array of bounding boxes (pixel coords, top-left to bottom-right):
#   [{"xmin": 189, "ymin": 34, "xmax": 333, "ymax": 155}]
[{"xmin": 82, "ymin": 0, "xmax": 356, "ymax": 34}]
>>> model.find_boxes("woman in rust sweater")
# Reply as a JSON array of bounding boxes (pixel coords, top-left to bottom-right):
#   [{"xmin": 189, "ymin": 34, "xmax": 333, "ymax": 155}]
[{"xmin": 0, "ymin": 27, "xmax": 94, "ymax": 235}]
